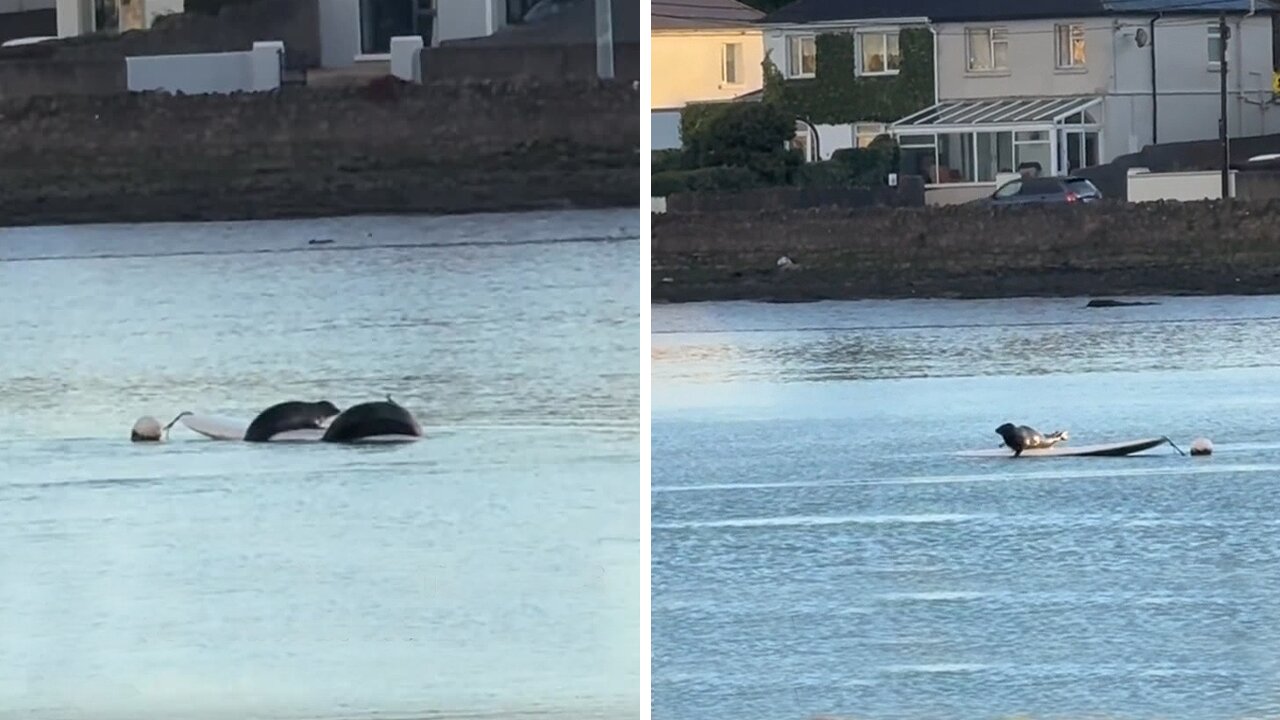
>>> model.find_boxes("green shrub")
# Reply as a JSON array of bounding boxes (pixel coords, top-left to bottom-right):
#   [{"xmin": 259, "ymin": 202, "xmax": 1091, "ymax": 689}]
[
  {"xmin": 651, "ymin": 166, "xmax": 760, "ymax": 196},
  {"xmin": 652, "ymin": 149, "xmax": 686, "ymax": 173},
  {"xmin": 680, "ymin": 102, "xmax": 795, "ymax": 168}
]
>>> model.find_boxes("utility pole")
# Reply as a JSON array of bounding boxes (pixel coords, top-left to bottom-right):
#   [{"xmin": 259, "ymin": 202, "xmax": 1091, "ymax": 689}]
[
  {"xmin": 1219, "ymin": 11, "xmax": 1230, "ymax": 199},
  {"xmin": 596, "ymin": 0, "xmax": 614, "ymax": 80}
]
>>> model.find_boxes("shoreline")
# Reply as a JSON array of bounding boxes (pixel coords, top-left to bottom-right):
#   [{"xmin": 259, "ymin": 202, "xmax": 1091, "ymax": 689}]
[
  {"xmin": 652, "ymin": 202, "xmax": 1280, "ymax": 303},
  {"xmin": 0, "ymin": 191, "xmax": 639, "ymax": 229}
]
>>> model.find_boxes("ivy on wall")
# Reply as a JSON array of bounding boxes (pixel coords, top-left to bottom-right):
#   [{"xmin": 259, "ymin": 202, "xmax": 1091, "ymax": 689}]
[{"xmin": 762, "ymin": 27, "xmax": 935, "ymax": 126}]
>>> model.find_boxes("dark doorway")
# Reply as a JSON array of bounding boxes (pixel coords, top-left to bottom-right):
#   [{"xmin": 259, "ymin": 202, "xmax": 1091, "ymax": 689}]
[{"xmin": 361, "ymin": 0, "xmax": 434, "ymax": 53}]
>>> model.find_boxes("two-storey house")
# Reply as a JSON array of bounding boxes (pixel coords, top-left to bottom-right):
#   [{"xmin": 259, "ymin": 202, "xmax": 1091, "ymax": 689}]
[{"xmin": 761, "ymin": 0, "xmax": 1280, "ymax": 202}]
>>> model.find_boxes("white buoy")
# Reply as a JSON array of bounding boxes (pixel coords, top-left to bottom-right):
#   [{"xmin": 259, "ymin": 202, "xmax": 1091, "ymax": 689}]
[
  {"xmin": 131, "ymin": 416, "xmax": 163, "ymax": 442},
  {"xmin": 1190, "ymin": 437, "xmax": 1214, "ymax": 456}
]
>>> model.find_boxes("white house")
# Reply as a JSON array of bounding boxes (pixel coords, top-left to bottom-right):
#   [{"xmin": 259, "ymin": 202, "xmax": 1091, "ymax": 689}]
[
  {"xmin": 759, "ymin": 12, "xmax": 932, "ymax": 162},
  {"xmin": 759, "ymin": 0, "xmax": 1280, "ymax": 202},
  {"xmin": 51, "ymin": 0, "xmax": 527, "ymax": 67}
]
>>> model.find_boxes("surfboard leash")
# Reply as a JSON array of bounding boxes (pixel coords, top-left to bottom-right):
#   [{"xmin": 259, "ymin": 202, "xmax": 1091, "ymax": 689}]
[
  {"xmin": 1163, "ymin": 436, "xmax": 1187, "ymax": 456},
  {"xmin": 162, "ymin": 411, "xmax": 194, "ymax": 440}
]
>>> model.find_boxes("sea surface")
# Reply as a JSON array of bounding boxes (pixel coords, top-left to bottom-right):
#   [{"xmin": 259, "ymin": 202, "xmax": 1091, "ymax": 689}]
[
  {"xmin": 652, "ymin": 296, "xmax": 1280, "ymax": 720},
  {"xmin": 0, "ymin": 210, "xmax": 641, "ymax": 720}
]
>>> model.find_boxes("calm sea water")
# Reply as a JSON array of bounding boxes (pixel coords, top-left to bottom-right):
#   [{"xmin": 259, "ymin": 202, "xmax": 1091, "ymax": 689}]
[
  {"xmin": 653, "ymin": 296, "xmax": 1280, "ymax": 720},
  {"xmin": 0, "ymin": 210, "xmax": 640, "ymax": 720}
]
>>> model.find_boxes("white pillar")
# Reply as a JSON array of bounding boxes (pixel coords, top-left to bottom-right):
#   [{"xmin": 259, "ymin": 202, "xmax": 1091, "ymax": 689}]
[
  {"xmin": 390, "ymin": 36, "xmax": 423, "ymax": 83},
  {"xmin": 595, "ymin": 0, "xmax": 613, "ymax": 79},
  {"xmin": 56, "ymin": 0, "xmax": 91, "ymax": 37},
  {"xmin": 250, "ymin": 41, "xmax": 285, "ymax": 91}
]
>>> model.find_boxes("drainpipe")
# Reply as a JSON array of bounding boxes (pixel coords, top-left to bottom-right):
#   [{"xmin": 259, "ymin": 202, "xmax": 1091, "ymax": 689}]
[
  {"xmin": 928, "ymin": 23, "xmax": 940, "ymax": 107},
  {"xmin": 1150, "ymin": 14, "xmax": 1160, "ymax": 145}
]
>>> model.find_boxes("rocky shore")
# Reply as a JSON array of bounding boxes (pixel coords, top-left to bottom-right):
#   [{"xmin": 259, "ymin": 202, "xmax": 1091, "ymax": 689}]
[
  {"xmin": 652, "ymin": 201, "xmax": 1280, "ymax": 302},
  {"xmin": 0, "ymin": 80, "xmax": 639, "ymax": 227}
]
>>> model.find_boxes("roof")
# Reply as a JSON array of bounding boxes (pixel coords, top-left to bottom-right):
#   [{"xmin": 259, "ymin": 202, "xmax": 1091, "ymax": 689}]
[
  {"xmin": 443, "ymin": 0, "xmax": 640, "ymax": 47},
  {"xmin": 892, "ymin": 96, "xmax": 1103, "ymax": 130},
  {"xmin": 762, "ymin": 0, "xmax": 1279, "ymax": 24},
  {"xmin": 653, "ymin": 0, "xmax": 764, "ymax": 29}
]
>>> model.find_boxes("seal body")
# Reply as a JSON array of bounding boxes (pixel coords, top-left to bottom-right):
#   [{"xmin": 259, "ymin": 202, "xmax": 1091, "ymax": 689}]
[
  {"xmin": 243, "ymin": 400, "xmax": 341, "ymax": 442},
  {"xmin": 321, "ymin": 399, "xmax": 422, "ymax": 443},
  {"xmin": 996, "ymin": 423, "xmax": 1069, "ymax": 457}
]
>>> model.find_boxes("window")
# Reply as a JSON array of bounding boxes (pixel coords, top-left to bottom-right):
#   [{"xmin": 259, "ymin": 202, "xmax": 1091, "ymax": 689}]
[
  {"xmin": 966, "ymin": 27, "xmax": 1009, "ymax": 72},
  {"xmin": 506, "ymin": 0, "xmax": 537, "ymax": 23},
  {"xmin": 859, "ymin": 31, "xmax": 900, "ymax": 75},
  {"xmin": 787, "ymin": 35, "xmax": 817, "ymax": 77},
  {"xmin": 1207, "ymin": 24, "xmax": 1224, "ymax": 66},
  {"xmin": 790, "ymin": 122, "xmax": 816, "ymax": 162},
  {"xmin": 976, "ymin": 131, "xmax": 1015, "ymax": 182},
  {"xmin": 1014, "ymin": 130, "xmax": 1052, "ymax": 177},
  {"xmin": 994, "ymin": 178, "xmax": 1023, "ymax": 198},
  {"xmin": 898, "ymin": 134, "xmax": 938, "ymax": 182},
  {"xmin": 1055, "ymin": 24, "xmax": 1086, "ymax": 68},
  {"xmin": 937, "ymin": 133, "xmax": 977, "ymax": 182},
  {"xmin": 722, "ymin": 43, "xmax": 744, "ymax": 85},
  {"xmin": 1063, "ymin": 130, "xmax": 1101, "ymax": 172},
  {"xmin": 856, "ymin": 123, "xmax": 888, "ymax": 148}
]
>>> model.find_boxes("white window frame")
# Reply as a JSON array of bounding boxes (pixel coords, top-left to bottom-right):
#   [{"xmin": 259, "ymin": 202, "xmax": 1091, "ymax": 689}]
[
  {"xmin": 787, "ymin": 34, "xmax": 817, "ymax": 78},
  {"xmin": 966, "ymin": 26, "xmax": 1009, "ymax": 73},
  {"xmin": 1207, "ymin": 23, "xmax": 1224, "ymax": 69},
  {"xmin": 855, "ymin": 123, "xmax": 888, "ymax": 147},
  {"xmin": 721, "ymin": 42, "xmax": 744, "ymax": 86},
  {"xmin": 1054, "ymin": 23, "xmax": 1086, "ymax": 69},
  {"xmin": 857, "ymin": 30, "xmax": 901, "ymax": 76}
]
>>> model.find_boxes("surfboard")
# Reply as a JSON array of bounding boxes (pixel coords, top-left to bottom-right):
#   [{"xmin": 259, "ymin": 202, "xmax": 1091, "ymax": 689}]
[
  {"xmin": 176, "ymin": 413, "xmax": 417, "ymax": 443},
  {"xmin": 955, "ymin": 437, "xmax": 1172, "ymax": 458}
]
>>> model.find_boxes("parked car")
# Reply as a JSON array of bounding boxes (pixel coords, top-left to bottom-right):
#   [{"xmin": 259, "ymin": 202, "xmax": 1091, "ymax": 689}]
[{"xmin": 973, "ymin": 175, "xmax": 1103, "ymax": 207}]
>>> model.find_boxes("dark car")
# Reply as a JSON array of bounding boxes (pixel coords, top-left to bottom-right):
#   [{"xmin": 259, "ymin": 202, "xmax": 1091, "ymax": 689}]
[{"xmin": 974, "ymin": 175, "xmax": 1103, "ymax": 206}]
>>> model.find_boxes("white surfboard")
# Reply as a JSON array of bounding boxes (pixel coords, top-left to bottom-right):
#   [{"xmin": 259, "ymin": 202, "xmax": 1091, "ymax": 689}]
[
  {"xmin": 176, "ymin": 413, "xmax": 417, "ymax": 443},
  {"xmin": 956, "ymin": 437, "xmax": 1172, "ymax": 458}
]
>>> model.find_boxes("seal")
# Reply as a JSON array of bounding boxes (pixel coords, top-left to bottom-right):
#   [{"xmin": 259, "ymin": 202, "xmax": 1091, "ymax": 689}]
[
  {"xmin": 321, "ymin": 397, "xmax": 422, "ymax": 443},
  {"xmin": 243, "ymin": 400, "xmax": 341, "ymax": 442},
  {"xmin": 995, "ymin": 423, "xmax": 1070, "ymax": 457}
]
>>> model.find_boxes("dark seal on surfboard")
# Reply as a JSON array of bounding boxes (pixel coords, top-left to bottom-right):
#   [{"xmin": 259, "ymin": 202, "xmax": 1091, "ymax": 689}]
[
  {"xmin": 995, "ymin": 423, "xmax": 1069, "ymax": 457},
  {"xmin": 244, "ymin": 400, "xmax": 341, "ymax": 442},
  {"xmin": 321, "ymin": 398, "xmax": 422, "ymax": 443}
]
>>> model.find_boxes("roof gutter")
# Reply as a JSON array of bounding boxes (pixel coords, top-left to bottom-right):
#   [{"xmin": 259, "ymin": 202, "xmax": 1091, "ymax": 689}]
[{"xmin": 759, "ymin": 16, "xmax": 932, "ymax": 31}]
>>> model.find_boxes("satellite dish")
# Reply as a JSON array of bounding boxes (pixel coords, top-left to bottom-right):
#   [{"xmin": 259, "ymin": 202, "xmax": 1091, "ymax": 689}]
[{"xmin": 1135, "ymin": 27, "xmax": 1149, "ymax": 48}]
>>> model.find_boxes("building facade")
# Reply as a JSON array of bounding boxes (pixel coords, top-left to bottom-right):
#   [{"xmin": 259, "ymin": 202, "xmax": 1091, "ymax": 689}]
[
  {"xmin": 759, "ymin": 0, "xmax": 1280, "ymax": 202},
  {"xmin": 652, "ymin": 0, "xmax": 765, "ymax": 150}
]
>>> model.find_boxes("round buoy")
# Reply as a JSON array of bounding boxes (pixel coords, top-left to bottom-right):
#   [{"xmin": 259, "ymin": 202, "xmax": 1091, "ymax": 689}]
[
  {"xmin": 131, "ymin": 416, "xmax": 164, "ymax": 442},
  {"xmin": 1190, "ymin": 437, "xmax": 1214, "ymax": 456}
]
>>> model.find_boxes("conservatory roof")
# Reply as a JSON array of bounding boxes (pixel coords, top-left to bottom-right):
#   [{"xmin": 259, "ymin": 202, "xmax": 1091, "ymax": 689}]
[{"xmin": 891, "ymin": 96, "xmax": 1103, "ymax": 131}]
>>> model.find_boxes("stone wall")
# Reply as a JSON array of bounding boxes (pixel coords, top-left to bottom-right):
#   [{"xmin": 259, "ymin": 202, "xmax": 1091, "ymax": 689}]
[
  {"xmin": 422, "ymin": 41, "xmax": 641, "ymax": 83},
  {"xmin": 652, "ymin": 201, "xmax": 1280, "ymax": 302},
  {"xmin": 0, "ymin": 79, "xmax": 640, "ymax": 226},
  {"xmin": 664, "ymin": 180, "xmax": 925, "ymax": 213}
]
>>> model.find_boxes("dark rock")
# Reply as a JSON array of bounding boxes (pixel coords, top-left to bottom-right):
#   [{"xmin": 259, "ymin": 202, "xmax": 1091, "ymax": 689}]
[{"xmin": 1086, "ymin": 299, "xmax": 1161, "ymax": 308}]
